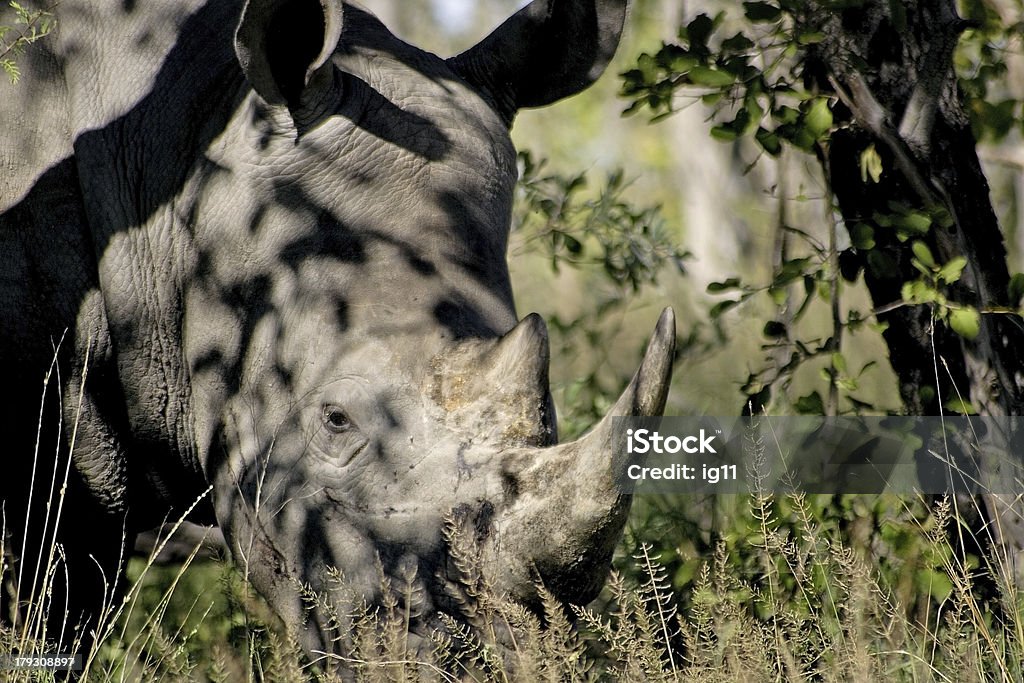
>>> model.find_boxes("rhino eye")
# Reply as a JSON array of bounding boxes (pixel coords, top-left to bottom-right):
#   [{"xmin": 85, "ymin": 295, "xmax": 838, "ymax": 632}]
[{"xmin": 322, "ymin": 405, "xmax": 353, "ymax": 433}]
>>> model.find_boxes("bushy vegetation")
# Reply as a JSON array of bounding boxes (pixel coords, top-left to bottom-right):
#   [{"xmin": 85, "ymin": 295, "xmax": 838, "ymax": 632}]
[{"xmin": 0, "ymin": 1, "xmax": 54, "ymax": 84}]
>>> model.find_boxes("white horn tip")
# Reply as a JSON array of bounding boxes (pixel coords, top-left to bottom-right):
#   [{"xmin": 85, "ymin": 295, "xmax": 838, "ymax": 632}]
[
  {"xmin": 636, "ymin": 307, "xmax": 676, "ymax": 416},
  {"xmin": 602, "ymin": 308, "xmax": 676, "ymax": 419}
]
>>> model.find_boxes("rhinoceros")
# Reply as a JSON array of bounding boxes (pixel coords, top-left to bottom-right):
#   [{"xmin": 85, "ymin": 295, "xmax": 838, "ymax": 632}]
[{"xmin": 0, "ymin": 0, "xmax": 675, "ymax": 656}]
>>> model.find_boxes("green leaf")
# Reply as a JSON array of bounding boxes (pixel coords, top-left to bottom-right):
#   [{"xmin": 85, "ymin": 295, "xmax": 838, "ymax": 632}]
[
  {"xmin": 710, "ymin": 107, "xmax": 750, "ymax": 141},
  {"xmin": 948, "ymin": 306, "xmax": 981, "ymax": 340},
  {"xmin": 701, "ymin": 91, "xmax": 724, "ymax": 106},
  {"xmin": 687, "ymin": 65, "xmax": 735, "ymax": 87},
  {"xmin": 666, "ymin": 52, "xmax": 699, "ymax": 74},
  {"xmin": 707, "ymin": 278, "xmax": 742, "ymax": 293},
  {"xmin": 673, "ymin": 557, "xmax": 703, "ymax": 587},
  {"xmin": 937, "ymin": 256, "xmax": 967, "ymax": 284},
  {"xmin": 859, "ymin": 144, "xmax": 883, "ymax": 183},
  {"xmin": 838, "ymin": 249, "xmax": 862, "ymax": 282},
  {"xmin": 911, "ymin": 241, "xmax": 935, "ymax": 268},
  {"xmin": 803, "ymin": 98, "xmax": 833, "ymax": 139},
  {"xmin": 974, "ymin": 98, "xmax": 1017, "ymax": 142},
  {"xmin": 685, "ymin": 13, "xmax": 714, "ymax": 49},
  {"xmin": 831, "ymin": 352, "xmax": 848, "ymax": 373},
  {"xmin": 933, "ymin": 206, "xmax": 955, "ymax": 229},
  {"xmin": 721, "ymin": 32, "xmax": 755, "ymax": 52},
  {"xmin": 797, "ymin": 31, "xmax": 825, "ymax": 45},
  {"xmin": 791, "ymin": 128, "xmax": 817, "ymax": 150},
  {"xmin": 836, "ymin": 376, "xmax": 858, "ymax": 391},
  {"xmin": 744, "ymin": 94, "xmax": 765, "ymax": 124},
  {"xmin": 743, "ymin": 1, "xmax": 782, "ymax": 22},
  {"xmin": 894, "ymin": 211, "xmax": 932, "ymax": 235},
  {"xmin": 1009, "ymin": 273, "xmax": 1024, "ymax": 306},
  {"xmin": 710, "ymin": 299, "xmax": 741, "ymax": 318},
  {"xmin": 755, "ymin": 126, "xmax": 781, "ymax": 155},
  {"xmin": 873, "ymin": 211, "xmax": 894, "ymax": 228},
  {"xmin": 849, "ymin": 223, "xmax": 875, "ymax": 250},
  {"xmin": 2, "ymin": 59, "xmax": 19, "ymax": 84},
  {"xmin": 772, "ymin": 105, "xmax": 799, "ymax": 125},
  {"xmin": 794, "ymin": 391, "xmax": 825, "ymax": 415},
  {"xmin": 916, "ymin": 568, "xmax": 953, "ymax": 602},
  {"xmin": 901, "ymin": 280, "xmax": 940, "ymax": 304},
  {"xmin": 774, "ymin": 257, "xmax": 812, "ymax": 287},
  {"xmin": 866, "ymin": 250, "xmax": 897, "ymax": 278},
  {"xmin": 635, "ymin": 53, "xmax": 659, "ymax": 84},
  {"xmin": 944, "ymin": 397, "xmax": 977, "ymax": 415},
  {"xmin": 710, "ymin": 125, "xmax": 739, "ymax": 141}
]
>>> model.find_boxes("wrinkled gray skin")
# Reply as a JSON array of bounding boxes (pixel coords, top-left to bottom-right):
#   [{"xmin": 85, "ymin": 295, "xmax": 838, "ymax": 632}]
[{"xmin": 0, "ymin": 0, "xmax": 675, "ymax": 656}]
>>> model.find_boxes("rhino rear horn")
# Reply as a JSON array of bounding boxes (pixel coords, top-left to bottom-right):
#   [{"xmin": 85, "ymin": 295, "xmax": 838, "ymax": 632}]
[
  {"xmin": 484, "ymin": 313, "xmax": 550, "ymax": 394},
  {"xmin": 435, "ymin": 314, "xmax": 557, "ymax": 446},
  {"xmin": 236, "ymin": 0, "xmax": 344, "ymax": 109},
  {"xmin": 448, "ymin": 0, "xmax": 628, "ymax": 122},
  {"xmin": 483, "ymin": 313, "xmax": 557, "ymax": 445}
]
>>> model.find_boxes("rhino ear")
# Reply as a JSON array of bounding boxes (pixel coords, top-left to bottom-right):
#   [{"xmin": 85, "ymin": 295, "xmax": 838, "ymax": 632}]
[
  {"xmin": 448, "ymin": 0, "xmax": 627, "ymax": 122},
  {"xmin": 235, "ymin": 0, "xmax": 345, "ymax": 109}
]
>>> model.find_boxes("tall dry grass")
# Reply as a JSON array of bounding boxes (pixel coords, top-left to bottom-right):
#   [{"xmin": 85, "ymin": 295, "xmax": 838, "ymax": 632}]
[{"xmin": 2, "ymin": 364, "xmax": 1022, "ymax": 681}]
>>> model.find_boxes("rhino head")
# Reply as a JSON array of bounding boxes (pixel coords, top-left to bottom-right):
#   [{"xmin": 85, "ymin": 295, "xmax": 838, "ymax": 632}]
[{"xmin": 191, "ymin": 0, "xmax": 676, "ymax": 652}]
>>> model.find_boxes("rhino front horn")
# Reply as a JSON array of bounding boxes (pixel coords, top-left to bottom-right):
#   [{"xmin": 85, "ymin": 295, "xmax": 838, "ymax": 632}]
[
  {"xmin": 489, "ymin": 308, "xmax": 676, "ymax": 605},
  {"xmin": 595, "ymin": 305, "xmax": 675, "ymax": 422}
]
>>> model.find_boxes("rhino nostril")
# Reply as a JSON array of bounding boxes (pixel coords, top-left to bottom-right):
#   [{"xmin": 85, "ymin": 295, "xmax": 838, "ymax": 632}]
[{"xmin": 501, "ymin": 471, "xmax": 520, "ymax": 499}]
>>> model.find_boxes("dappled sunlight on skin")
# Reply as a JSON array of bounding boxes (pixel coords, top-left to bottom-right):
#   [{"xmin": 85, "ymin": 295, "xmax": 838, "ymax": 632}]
[
  {"xmin": 209, "ymin": 307, "xmax": 674, "ymax": 656},
  {"xmin": 1, "ymin": 0, "xmax": 669, "ymax": 665}
]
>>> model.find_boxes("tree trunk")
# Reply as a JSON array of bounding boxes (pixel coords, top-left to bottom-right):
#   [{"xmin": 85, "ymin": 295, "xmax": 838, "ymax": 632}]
[{"xmin": 804, "ymin": 0, "xmax": 1024, "ymax": 581}]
